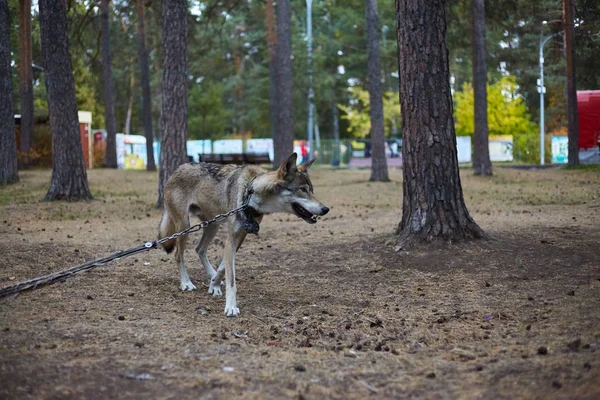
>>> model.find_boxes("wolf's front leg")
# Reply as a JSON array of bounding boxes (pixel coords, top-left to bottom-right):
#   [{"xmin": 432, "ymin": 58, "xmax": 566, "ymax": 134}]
[
  {"xmin": 223, "ymin": 234, "xmax": 239, "ymax": 317},
  {"xmin": 215, "ymin": 223, "xmax": 247, "ymax": 317}
]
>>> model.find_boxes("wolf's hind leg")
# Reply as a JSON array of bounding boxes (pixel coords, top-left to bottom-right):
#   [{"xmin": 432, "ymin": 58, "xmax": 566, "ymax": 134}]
[
  {"xmin": 209, "ymin": 228, "xmax": 248, "ymax": 297},
  {"xmin": 175, "ymin": 216, "xmax": 196, "ymax": 291},
  {"xmin": 195, "ymin": 224, "xmax": 219, "ymax": 281}
]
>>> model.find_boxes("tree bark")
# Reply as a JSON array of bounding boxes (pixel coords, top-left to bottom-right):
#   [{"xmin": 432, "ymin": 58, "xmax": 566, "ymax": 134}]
[
  {"xmin": 125, "ymin": 69, "xmax": 134, "ymax": 135},
  {"xmin": 365, "ymin": 0, "xmax": 389, "ymax": 182},
  {"xmin": 39, "ymin": 0, "xmax": 92, "ymax": 200},
  {"xmin": 0, "ymin": 0, "xmax": 19, "ymax": 185},
  {"xmin": 136, "ymin": 0, "xmax": 156, "ymax": 171},
  {"xmin": 157, "ymin": 0, "xmax": 188, "ymax": 208},
  {"xmin": 18, "ymin": 0, "xmax": 33, "ymax": 163},
  {"xmin": 471, "ymin": 0, "xmax": 492, "ymax": 176},
  {"xmin": 234, "ymin": 24, "xmax": 247, "ymax": 144},
  {"xmin": 264, "ymin": 0, "xmax": 278, "ymax": 146},
  {"xmin": 100, "ymin": 0, "xmax": 117, "ymax": 168},
  {"xmin": 395, "ymin": 0, "xmax": 485, "ymax": 250},
  {"xmin": 563, "ymin": 0, "xmax": 579, "ymax": 167},
  {"xmin": 273, "ymin": 0, "xmax": 293, "ymax": 168}
]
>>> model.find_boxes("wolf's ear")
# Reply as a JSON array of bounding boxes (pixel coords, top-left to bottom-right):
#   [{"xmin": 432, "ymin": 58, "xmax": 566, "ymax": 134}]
[
  {"xmin": 298, "ymin": 158, "xmax": 316, "ymax": 172},
  {"xmin": 277, "ymin": 153, "xmax": 298, "ymax": 182}
]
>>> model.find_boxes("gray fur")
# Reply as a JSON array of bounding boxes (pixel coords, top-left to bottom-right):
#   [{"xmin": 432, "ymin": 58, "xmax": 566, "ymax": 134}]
[{"xmin": 158, "ymin": 153, "xmax": 329, "ymax": 317}]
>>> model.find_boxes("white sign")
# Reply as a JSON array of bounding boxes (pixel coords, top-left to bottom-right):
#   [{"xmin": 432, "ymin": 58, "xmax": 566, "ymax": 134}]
[
  {"xmin": 489, "ymin": 135, "xmax": 514, "ymax": 162},
  {"xmin": 213, "ymin": 140, "xmax": 243, "ymax": 154},
  {"xmin": 456, "ymin": 136, "xmax": 472, "ymax": 163},
  {"xmin": 552, "ymin": 136, "xmax": 568, "ymax": 164},
  {"xmin": 187, "ymin": 140, "xmax": 212, "ymax": 161}
]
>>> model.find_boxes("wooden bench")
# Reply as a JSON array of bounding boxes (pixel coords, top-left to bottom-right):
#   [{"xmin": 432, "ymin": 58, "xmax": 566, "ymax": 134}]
[{"xmin": 198, "ymin": 153, "xmax": 271, "ymax": 165}]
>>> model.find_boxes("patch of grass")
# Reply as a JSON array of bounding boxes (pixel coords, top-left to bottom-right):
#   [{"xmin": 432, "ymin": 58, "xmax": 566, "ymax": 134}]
[{"xmin": 562, "ymin": 164, "xmax": 600, "ymax": 171}]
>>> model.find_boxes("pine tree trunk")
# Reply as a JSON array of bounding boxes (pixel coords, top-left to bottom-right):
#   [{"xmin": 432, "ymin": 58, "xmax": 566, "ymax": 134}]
[
  {"xmin": 39, "ymin": 0, "xmax": 92, "ymax": 201},
  {"xmin": 395, "ymin": 0, "xmax": 485, "ymax": 250},
  {"xmin": 18, "ymin": 0, "xmax": 34, "ymax": 163},
  {"xmin": 100, "ymin": 0, "xmax": 117, "ymax": 168},
  {"xmin": 273, "ymin": 0, "xmax": 293, "ymax": 168},
  {"xmin": 136, "ymin": 0, "xmax": 156, "ymax": 171},
  {"xmin": 0, "ymin": 0, "xmax": 19, "ymax": 185},
  {"xmin": 234, "ymin": 26, "xmax": 247, "ymax": 143},
  {"xmin": 563, "ymin": 0, "xmax": 579, "ymax": 167},
  {"xmin": 365, "ymin": 0, "xmax": 389, "ymax": 182},
  {"xmin": 471, "ymin": 0, "xmax": 492, "ymax": 176},
  {"xmin": 264, "ymin": 0, "xmax": 278, "ymax": 149},
  {"xmin": 157, "ymin": 0, "xmax": 187, "ymax": 208},
  {"xmin": 124, "ymin": 70, "xmax": 134, "ymax": 135}
]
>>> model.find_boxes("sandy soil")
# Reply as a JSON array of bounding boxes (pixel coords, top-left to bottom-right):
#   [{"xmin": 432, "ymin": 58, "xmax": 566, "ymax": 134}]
[{"xmin": 1, "ymin": 165, "xmax": 599, "ymax": 399}]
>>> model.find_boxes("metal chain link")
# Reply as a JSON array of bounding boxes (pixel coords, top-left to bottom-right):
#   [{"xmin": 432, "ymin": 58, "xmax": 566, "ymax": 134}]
[
  {"xmin": 150, "ymin": 201, "xmax": 250, "ymax": 248},
  {"xmin": 147, "ymin": 183, "xmax": 255, "ymax": 249},
  {"xmin": 0, "ymin": 188, "xmax": 255, "ymax": 299}
]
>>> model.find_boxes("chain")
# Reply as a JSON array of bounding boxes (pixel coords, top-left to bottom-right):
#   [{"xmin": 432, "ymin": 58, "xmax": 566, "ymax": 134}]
[
  {"xmin": 0, "ymin": 185, "xmax": 255, "ymax": 299},
  {"xmin": 150, "ymin": 200, "xmax": 251, "ymax": 249}
]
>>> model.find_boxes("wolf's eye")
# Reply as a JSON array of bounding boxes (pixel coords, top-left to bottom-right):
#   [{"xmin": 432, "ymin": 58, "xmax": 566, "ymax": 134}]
[{"xmin": 300, "ymin": 187, "xmax": 309, "ymax": 194}]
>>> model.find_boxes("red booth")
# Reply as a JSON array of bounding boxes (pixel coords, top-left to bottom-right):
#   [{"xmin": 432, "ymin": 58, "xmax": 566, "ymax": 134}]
[{"xmin": 577, "ymin": 91, "xmax": 600, "ymax": 150}]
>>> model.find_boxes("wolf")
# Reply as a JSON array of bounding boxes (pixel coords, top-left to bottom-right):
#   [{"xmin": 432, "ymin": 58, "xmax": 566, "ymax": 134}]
[{"xmin": 158, "ymin": 153, "xmax": 329, "ymax": 317}]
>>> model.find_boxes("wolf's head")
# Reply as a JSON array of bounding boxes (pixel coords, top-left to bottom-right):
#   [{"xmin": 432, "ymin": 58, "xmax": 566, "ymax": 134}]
[{"xmin": 249, "ymin": 153, "xmax": 329, "ymax": 223}]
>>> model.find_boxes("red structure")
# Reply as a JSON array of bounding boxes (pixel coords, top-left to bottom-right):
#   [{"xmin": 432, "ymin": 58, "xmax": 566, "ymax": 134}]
[{"xmin": 577, "ymin": 91, "xmax": 600, "ymax": 150}]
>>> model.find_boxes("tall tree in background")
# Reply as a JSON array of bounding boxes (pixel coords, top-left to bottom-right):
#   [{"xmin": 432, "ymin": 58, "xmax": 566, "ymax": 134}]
[
  {"xmin": 471, "ymin": 0, "xmax": 492, "ymax": 176},
  {"xmin": 0, "ymin": 0, "xmax": 19, "ymax": 185},
  {"xmin": 395, "ymin": 0, "xmax": 485, "ymax": 250},
  {"xmin": 157, "ymin": 0, "xmax": 188, "ymax": 207},
  {"xmin": 18, "ymin": 0, "xmax": 33, "ymax": 163},
  {"xmin": 39, "ymin": 0, "xmax": 92, "ymax": 200},
  {"xmin": 136, "ymin": 0, "xmax": 156, "ymax": 171},
  {"xmin": 264, "ymin": 0, "xmax": 278, "ymax": 145},
  {"xmin": 100, "ymin": 0, "xmax": 117, "ymax": 168},
  {"xmin": 273, "ymin": 0, "xmax": 293, "ymax": 167},
  {"xmin": 563, "ymin": 0, "xmax": 579, "ymax": 166},
  {"xmin": 365, "ymin": 0, "xmax": 389, "ymax": 182}
]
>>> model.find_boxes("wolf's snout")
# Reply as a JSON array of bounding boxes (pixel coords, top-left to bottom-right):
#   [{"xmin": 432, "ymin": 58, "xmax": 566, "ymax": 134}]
[{"xmin": 320, "ymin": 206, "xmax": 330, "ymax": 215}]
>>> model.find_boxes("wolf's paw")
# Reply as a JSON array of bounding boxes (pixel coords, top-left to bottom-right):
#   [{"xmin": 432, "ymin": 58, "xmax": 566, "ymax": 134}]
[
  {"xmin": 180, "ymin": 281, "xmax": 197, "ymax": 291},
  {"xmin": 208, "ymin": 281, "xmax": 222, "ymax": 296},
  {"xmin": 225, "ymin": 305, "xmax": 240, "ymax": 317}
]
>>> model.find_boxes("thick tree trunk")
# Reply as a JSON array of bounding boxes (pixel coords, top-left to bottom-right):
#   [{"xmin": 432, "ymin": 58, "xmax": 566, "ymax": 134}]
[
  {"xmin": 157, "ymin": 0, "xmax": 188, "ymax": 208},
  {"xmin": 471, "ymin": 0, "xmax": 492, "ymax": 176},
  {"xmin": 18, "ymin": 0, "xmax": 33, "ymax": 163},
  {"xmin": 395, "ymin": 0, "xmax": 485, "ymax": 250},
  {"xmin": 264, "ymin": 0, "xmax": 278, "ymax": 145},
  {"xmin": 0, "ymin": 0, "xmax": 19, "ymax": 185},
  {"xmin": 563, "ymin": 0, "xmax": 579, "ymax": 167},
  {"xmin": 365, "ymin": 0, "xmax": 389, "ymax": 182},
  {"xmin": 273, "ymin": 0, "xmax": 293, "ymax": 168},
  {"xmin": 100, "ymin": 0, "xmax": 117, "ymax": 168},
  {"xmin": 39, "ymin": 0, "xmax": 92, "ymax": 201},
  {"xmin": 136, "ymin": 0, "xmax": 156, "ymax": 171}
]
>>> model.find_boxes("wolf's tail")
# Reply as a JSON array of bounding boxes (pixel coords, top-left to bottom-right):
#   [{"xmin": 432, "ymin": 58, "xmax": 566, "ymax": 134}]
[{"xmin": 158, "ymin": 209, "xmax": 176, "ymax": 254}]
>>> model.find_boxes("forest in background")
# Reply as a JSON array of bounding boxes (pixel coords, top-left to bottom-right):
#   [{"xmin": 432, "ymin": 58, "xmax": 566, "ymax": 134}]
[{"xmin": 5, "ymin": 0, "xmax": 600, "ymax": 144}]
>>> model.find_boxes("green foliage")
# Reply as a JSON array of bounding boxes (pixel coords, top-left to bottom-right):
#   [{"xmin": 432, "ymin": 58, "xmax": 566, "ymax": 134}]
[
  {"xmin": 455, "ymin": 75, "xmax": 543, "ymax": 163},
  {"xmin": 338, "ymin": 86, "xmax": 401, "ymax": 138},
  {"xmin": 6, "ymin": 0, "xmax": 598, "ymax": 144},
  {"xmin": 454, "ymin": 75, "xmax": 538, "ymax": 137},
  {"xmin": 188, "ymin": 82, "xmax": 232, "ymax": 139}
]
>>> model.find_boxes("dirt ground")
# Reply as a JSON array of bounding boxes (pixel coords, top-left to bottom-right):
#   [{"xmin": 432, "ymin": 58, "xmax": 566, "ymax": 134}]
[{"xmin": 1, "ymin": 165, "xmax": 599, "ymax": 399}]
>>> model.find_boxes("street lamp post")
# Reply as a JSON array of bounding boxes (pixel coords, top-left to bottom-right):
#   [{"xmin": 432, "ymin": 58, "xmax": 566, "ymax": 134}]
[{"xmin": 306, "ymin": 0, "xmax": 314, "ymax": 156}]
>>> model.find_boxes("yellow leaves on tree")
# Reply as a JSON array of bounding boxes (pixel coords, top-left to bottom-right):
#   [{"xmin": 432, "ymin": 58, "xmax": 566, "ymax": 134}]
[
  {"xmin": 338, "ymin": 86, "xmax": 401, "ymax": 138},
  {"xmin": 454, "ymin": 75, "xmax": 538, "ymax": 137}
]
